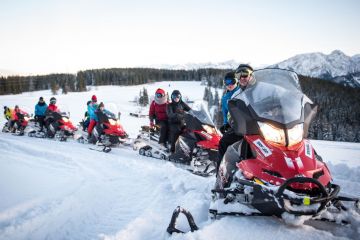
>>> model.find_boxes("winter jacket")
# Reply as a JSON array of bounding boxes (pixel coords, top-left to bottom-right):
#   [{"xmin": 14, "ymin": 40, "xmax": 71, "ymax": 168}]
[
  {"xmin": 88, "ymin": 102, "xmax": 99, "ymax": 121},
  {"xmin": 167, "ymin": 101, "xmax": 191, "ymax": 125},
  {"xmin": 12, "ymin": 109, "xmax": 27, "ymax": 121},
  {"xmin": 4, "ymin": 108, "xmax": 12, "ymax": 120},
  {"xmin": 149, "ymin": 100, "xmax": 168, "ymax": 123},
  {"xmin": 221, "ymin": 86, "xmax": 240, "ymax": 124},
  {"xmin": 35, "ymin": 102, "xmax": 48, "ymax": 116},
  {"xmin": 47, "ymin": 104, "xmax": 59, "ymax": 113},
  {"xmin": 95, "ymin": 108, "xmax": 114, "ymax": 123}
]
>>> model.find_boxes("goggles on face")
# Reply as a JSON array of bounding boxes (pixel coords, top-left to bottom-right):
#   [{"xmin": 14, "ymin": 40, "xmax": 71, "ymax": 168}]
[
  {"xmin": 172, "ymin": 94, "xmax": 181, "ymax": 99},
  {"xmin": 50, "ymin": 100, "xmax": 56, "ymax": 104},
  {"xmin": 224, "ymin": 78, "xmax": 236, "ymax": 86},
  {"xmin": 156, "ymin": 93, "xmax": 164, "ymax": 98}
]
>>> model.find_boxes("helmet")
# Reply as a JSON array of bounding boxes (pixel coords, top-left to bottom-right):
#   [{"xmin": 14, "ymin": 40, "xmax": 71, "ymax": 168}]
[
  {"xmin": 15, "ymin": 105, "xmax": 19, "ymax": 110},
  {"xmin": 98, "ymin": 102, "xmax": 104, "ymax": 109},
  {"xmin": 171, "ymin": 90, "xmax": 181, "ymax": 101},
  {"xmin": 39, "ymin": 96, "xmax": 44, "ymax": 101},
  {"xmin": 235, "ymin": 64, "xmax": 253, "ymax": 79},
  {"xmin": 155, "ymin": 88, "xmax": 165, "ymax": 98},
  {"xmin": 223, "ymin": 71, "xmax": 237, "ymax": 86},
  {"xmin": 50, "ymin": 97, "xmax": 56, "ymax": 104},
  {"xmin": 91, "ymin": 95, "xmax": 97, "ymax": 102}
]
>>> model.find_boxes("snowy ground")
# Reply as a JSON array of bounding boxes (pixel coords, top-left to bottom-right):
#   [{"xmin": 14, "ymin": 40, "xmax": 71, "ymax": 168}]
[{"xmin": 1, "ymin": 82, "xmax": 360, "ymax": 240}]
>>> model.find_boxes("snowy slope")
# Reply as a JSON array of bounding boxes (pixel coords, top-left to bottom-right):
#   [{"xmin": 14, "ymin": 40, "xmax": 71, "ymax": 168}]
[
  {"xmin": 1, "ymin": 83, "xmax": 360, "ymax": 240},
  {"xmin": 272, "ymin": 50, "xmax": 360, "ymax": 80}
]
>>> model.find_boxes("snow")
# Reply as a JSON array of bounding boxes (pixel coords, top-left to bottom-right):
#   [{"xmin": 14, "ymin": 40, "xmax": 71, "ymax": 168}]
[{"xmin": 1, "ymin": 82, "xmax": 360, "ymax": 240}]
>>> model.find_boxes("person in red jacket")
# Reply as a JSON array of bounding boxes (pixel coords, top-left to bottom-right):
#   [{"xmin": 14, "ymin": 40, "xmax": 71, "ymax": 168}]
[
  {"xmin": 149, "ymin": 88, "xmax": 169, "ymax": 147},
  {"xmin": 47, "ymin": 97, "xmax": 60, "ymax": 113}
]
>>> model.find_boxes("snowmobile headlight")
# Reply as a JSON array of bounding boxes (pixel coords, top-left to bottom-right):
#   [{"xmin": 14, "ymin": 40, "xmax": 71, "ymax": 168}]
[
  {"xmin": 24, "ymin": 116, "xmax": 30, "ymax": 121},
  {"xmin": 109, "ymin": 119, "xmax": 117, "ymax": 126},
  {"xmin": 202, "ymin": 124, "xmax": 216, "ymax": 135},
  {"xmin": 258, "ymin": 122, "xmax": 286, "ymax": 146},
  {"xmin": 116, "ymin": 119, "xmax": 121, "ymax": 126},
  {"xmin": 62, "ymin": 117, "xmax": 69, "ymax": 123},
  {"xmin": 287, "ymin": 123, "xmax": 303, "ymax": 146}
]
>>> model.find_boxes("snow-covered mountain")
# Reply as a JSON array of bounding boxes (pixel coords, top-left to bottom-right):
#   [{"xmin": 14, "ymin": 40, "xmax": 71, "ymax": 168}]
[
  {"xmin": 143, "ymin": 60, "xmax": 240, "ymax": 70},
  {"xmin": 271, "ymin": 50, "xmax": 360, "ymax": 81}
]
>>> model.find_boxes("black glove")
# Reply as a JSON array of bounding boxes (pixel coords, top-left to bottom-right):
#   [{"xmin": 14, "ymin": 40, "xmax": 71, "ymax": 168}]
[{"xmin": 220, "ymin": 123, "xmax": 230, "ymax": 134}]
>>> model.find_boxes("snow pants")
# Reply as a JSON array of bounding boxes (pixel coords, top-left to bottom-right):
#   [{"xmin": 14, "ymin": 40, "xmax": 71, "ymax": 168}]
[
  {"xmin": 156, "ymin": 120, "xmax": 169, "ymax": 145},
  {"xmin": 217, "ymin": 129, "xmax": 243, "ymax": 174},
  {"xmin": 169, "ymin": 124, "xmax": 183, "ymax": 153},
  {"xmin": 88, "ymin": 119, "xmax": 97, "ymax": 135}
]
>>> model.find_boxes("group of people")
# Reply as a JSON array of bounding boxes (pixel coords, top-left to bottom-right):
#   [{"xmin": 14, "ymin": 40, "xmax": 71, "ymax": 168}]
[
  {"xmin": 3, "ymin": 96, "xmax": 59, "ymax": 134},
  {"xmin": 149, "ymin": 89, "xmax": 191, "ymax": 153}
]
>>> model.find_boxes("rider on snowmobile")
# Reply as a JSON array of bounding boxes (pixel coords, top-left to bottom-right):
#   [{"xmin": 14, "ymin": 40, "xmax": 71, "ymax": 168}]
[
  {"xmin": 149, "ymin": 88, "xmax": 169, "ymax": 147},
  {"xmin": 93, "ymin": 102, "xmax": 114, "ymax": 140},
  {"xmin": 82, "ymin": 100, "xmax": 91, "ymax": 131},
  {"xmin": 217, "ymin": 64, "xmax": 254, "ymax": 174},
  {"xmin": 34, "ymin": 96, "xmax": 48, "ymax": 132},
  {"xmin": 167, "ymin": 90, "xmax": 191, "ymax": 153},
  {"xmin": 87, "ymin": 95, "xmax": 99, "ymax": 140}
]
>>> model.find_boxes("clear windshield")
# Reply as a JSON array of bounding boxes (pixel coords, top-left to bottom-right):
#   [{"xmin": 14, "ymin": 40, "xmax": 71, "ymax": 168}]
[
  {"xmin": 189, "ymin": 101, "xmax": 215, "ymax": 126},
  {"xmin": 235, "ymin": 69, "xmax": 304, "ymax": 124},
  {"xmin": 57, "ymin": 104, "xmax": 70, "ymax": 117},
  {"xmin": 103, "ymin": 102, "xmax": 118, "ymax": 119}
]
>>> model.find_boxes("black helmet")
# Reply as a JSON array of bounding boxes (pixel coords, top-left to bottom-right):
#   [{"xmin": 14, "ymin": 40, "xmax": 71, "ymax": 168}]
[
  {"xmin": 223, "ymin": 71, "xmax": 237, "ymax": 86},
  {"xmin": 171, "ymin": 90, "xmax": 181, "ymax": 101},
  {"xmin": 50, "ymin": 97, "xmax": 56, "ymax": 104},
  {"xmin": 39, "ymin": 96, "xmax": 44, "ymax": 101},
  {"xmin": 235, "ymin": 64, "xmax": 253, "ymax": 79}
]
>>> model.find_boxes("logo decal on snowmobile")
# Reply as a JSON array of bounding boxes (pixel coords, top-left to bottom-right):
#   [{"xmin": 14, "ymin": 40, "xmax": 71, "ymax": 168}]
[
  {"xmin": 253, "ymin": 139, "xmax": 272, "ymax": 157},
  {"xmin": 284, "ymin": 157, "xmax": 295, "ymax": 169},
  {"xmin": 295, "ymin": 157, "xmax": 304, "ymax": 169},
  {"xmin": 305, "ymin": 141, "xmax": 313, "ymax": 158},
  {"xmin": 179, "ymin": 138, "xmax": 191, "ymax": 157}
]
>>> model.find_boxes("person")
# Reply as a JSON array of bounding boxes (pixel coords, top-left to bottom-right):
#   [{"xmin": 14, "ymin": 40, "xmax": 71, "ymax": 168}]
[
  {"xmin": 220, "ymin": 71, "xmax": 240, "ymax": 134},
  {"xmin": 82, "ymin": 101, "xmax": 91, "ymax": 131},
  {"xmin": 149, "ymin": 88, "xmax": 169, "ymax": 147},
  {"xmin": 217, "ymin": 64, "xmax": 254, "ymax": 174},
  {"xmin": 87, "ymin": 95, "xmax": 99, "ymax": 139},
  {"xmin": 4, "ymin": 106, "xmax": 12, "ymax": 121},
  {"xmin": 167, "ymin": 90, "xmax": 191, "ymax": 153},
  {"xmin": 93, "ymin": 102, "xmax": 115, "ymax": 141},
  {"xmin": 9, "ymin": 105, "xmax": 27, "ymax": 133},
  {"xmin": 34, "ymin": 97, "xmax": 48, "ymax": 131},
  {"xmin": 46, "ymin": 97, "xmax": 59, "ymax": 113},
  {"xmin": 44, "ymin": 97, "xmax": 60, "ymax": 136}
]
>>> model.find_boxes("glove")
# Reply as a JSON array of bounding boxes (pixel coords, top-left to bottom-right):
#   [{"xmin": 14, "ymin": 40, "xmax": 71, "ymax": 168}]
[{"xmin": 220, "ymin": 123, "xmax": 230, "ymax": 134}]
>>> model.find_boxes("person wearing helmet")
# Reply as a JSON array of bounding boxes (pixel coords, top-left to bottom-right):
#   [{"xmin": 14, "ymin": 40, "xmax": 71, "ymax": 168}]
[
  {"xmin": 220, "ymin": 71, "xmax": 239, "ymax": 134},
  {"xmin": 34, "ymin": 97, "xmax": 48, "ymax": 132},
  {"xmin": 166, "ymin": 90, "xmax": 191, "ymax": 153},
  {"xmin": 217, "ymin": 64, "xmax": 254, "ymax": 174},
  {"xmin": 87, "ymin": 95, "xmax": 99, "ymax": 141},
  {"xmin": 3, "ymin": 106, "xmax": 13, "ymax": 132},
  {"xmin": 149, "ymin": 88, "xmax": 169, "ymax": 147},
  {"xmin": 47, "ymin": 97, "xmax": 59, "ymax": 113},
  {"xmin": 9, "ymin": 105, "xmax": 27, "ymax": 133}
]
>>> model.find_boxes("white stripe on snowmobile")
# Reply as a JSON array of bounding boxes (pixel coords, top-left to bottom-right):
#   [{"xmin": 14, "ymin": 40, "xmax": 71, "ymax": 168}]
[
  {"xmin": 284, "ymin": 157, "xmax": 295, "ymax": 169},
  {"xmin": 295, "ymin": 157, "xmax": 304, "ymax": 169}
]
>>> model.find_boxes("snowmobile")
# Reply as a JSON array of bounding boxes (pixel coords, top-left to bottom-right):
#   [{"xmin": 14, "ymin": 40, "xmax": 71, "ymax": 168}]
[
  {"xmin": 167, "ymin": 69, "xmax": 359, "ymax": 235},
  {"xmin": 77, "ymin": 106, "xmax": 129, "ymax": 153},
  {"xmin": 2, "ymin": 111, "xmax": 30, "ymax": 136},
  {"xmin": 28, "ymin": 110, "xmax": 77, "ymax": 141},
  {"xmin": 209, "ymin": 68, "xmax": 360, "ymax": 224},
  {"xmin": 134, "ymin": 102, "xmax": 221, "ymax": 177}
]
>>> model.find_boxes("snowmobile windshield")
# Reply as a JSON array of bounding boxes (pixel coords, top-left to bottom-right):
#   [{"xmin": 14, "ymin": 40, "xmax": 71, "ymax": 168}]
[
  {"xmin": 103, "ymin": 102, "xmax": 118, "ymax": 119},
  {"xmin": 235, "ymin": 69, "xmax": 304, "ymax": 124},
  {"xmin": 189, "ymin": 101, "xmax": 215, "ymax": 126},
  {"xmin": 57, "ymin": 105, "xmax": 70, "ymax": 117}
]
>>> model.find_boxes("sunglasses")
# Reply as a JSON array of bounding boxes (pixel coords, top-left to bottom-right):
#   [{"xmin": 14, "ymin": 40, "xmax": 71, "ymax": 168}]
[
  {"xmin": 224, "ymin": 78, "xmax": 236, "ymax": 86},
  {"xmin": 235, "ymin": 72, "xmax": 251, "ymax": 79},
  {"xmin": 156, "ymin": 93, "xmax": 164, "ymax": 98}
]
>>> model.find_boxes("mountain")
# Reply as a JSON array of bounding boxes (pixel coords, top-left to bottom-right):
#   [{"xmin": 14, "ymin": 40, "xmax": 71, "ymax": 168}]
[
  {"xmin": 271, "ymin": 50, "xmax": 360, "ymax": 87},
  {"xmin": 143, "ymin": 59, "xmax": 240, "ymax": 70}
]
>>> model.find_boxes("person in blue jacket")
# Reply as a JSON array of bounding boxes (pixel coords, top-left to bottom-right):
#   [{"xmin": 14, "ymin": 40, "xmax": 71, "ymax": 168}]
[
  {"xmin": 34, "ymin": 97, "xmax": 48, "ymax": 131},
  {"xmin": 217, "ymin": 64, "xmax": 254, "ymax": 174},
  {"xmin": 87, "ymin": 95, "xmax": 99, "ymax": 140}
]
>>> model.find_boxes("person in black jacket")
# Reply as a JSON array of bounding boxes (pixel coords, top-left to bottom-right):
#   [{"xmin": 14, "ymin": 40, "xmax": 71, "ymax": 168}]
[{"xmin": 166, "ymin": 90, "xmax": 191, "ymax": 153}]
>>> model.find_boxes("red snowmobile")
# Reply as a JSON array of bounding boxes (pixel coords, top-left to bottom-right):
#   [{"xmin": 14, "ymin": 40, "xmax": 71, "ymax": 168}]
[
  {"xmin": 2, "ymin": 110, "xmax": 30, "ymax": 136},
  {"xmin": 167, "ymin": 69, "xmax": 359, "ymax": 234},
  {"xmin": 134, "ymin": 102, "xmax": 221, "ymax": 176},
  {"xmin": 210, "ymin": 68, "xmax": 359, "ymax": 223}
]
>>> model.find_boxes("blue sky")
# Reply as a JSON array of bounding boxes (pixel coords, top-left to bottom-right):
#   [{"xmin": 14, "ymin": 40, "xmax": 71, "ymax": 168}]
[{"xmin": 0, "ymin": 0, "xmax": 359, "ymax": 74}]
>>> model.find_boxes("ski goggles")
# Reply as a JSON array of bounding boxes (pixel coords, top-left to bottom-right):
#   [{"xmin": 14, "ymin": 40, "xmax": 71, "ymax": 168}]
[
  {"xmin": 50, "ymin": 100, "xmax": 56, "ymax": 104},
  {"xmin": 235, "ymin": 69, "xmax": 253, "ymax": 79},
  {"xmin": 156, "ymin": 93, "xmax": 165, "ymax": 98},
  {"xmin": 172, "ymin": 93, "xmax": 181, "ymax": 99},
  {"xmin": 224, "ymin": 78, "xmax": 236, "ymax": 86}
]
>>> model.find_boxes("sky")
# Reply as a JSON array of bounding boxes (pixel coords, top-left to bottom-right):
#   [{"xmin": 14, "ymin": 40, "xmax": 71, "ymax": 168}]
[{"xmin": 0, "ymin": 0, "xmax": 359, "ymax": 75}]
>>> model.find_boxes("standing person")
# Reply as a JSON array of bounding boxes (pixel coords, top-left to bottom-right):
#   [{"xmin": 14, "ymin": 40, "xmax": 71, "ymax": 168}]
[
  {"xmin": 217, "ymin": 64, "xmax": 254, "ymax": 174},
  {"xmin": 3, "ymin": 106, "xmax": 12, "ymax": 132},
  {"xmin": 87, "ymin": 95, "xmax": 99, "ymax": 140},
  {"xmin": 34, "ymin": 97, "xmax": 48, "ymax": 131},
  {"xmin": 166, "ymin": 90, "xmax": 191, "ymax": 153},
  {"xmin": 149, "ymin": 88, "xmax": 169, "ymax": 148}
]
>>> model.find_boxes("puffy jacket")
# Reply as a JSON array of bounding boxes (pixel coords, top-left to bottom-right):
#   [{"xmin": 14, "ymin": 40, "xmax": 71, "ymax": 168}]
[
  {"xmin": 88, "ymin": 102, "xmax": 99, "ymax": 121},
  {"xmin": 35, "ymin": 102, "xmax": 48, "ymax": 116},
  {"xmin": 47, "ymin": 104, "xmax": 59, "ymax": 113},
  {"xmin": 4, "ymin": 108, "xmax": 12, "ymax": 120},
  {"xmin": 12, "ymin": 109, "xmax": 27, "ymax": 121},
  {"xmin": 167, "ymin": 101, "xmax": 191, "ymax": 125},
  {"xmin": 149, "ymin": 100, "xmax": 168, "ymax": 123},
  {"xmin": 221, "ymin": 86, "xmax": 240, "ymax": 124}
]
